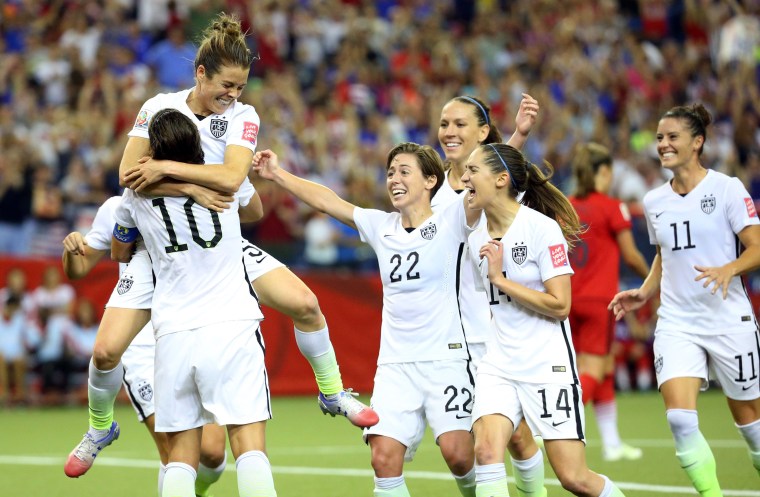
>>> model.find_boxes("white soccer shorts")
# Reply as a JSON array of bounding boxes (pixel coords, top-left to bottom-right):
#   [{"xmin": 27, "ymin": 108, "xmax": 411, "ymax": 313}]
[{"xmin": 105, "ymin": 247, "xmax": 153, "ymax": 310}]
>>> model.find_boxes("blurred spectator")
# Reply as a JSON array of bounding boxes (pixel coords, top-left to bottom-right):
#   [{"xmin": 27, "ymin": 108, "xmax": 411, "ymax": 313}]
[
  {"xmin": 143, "ymin": 24, "xmax": 197, "ymax": 91},
  {"xmin": 0, "ymin": 268, "xmax": 35, "ymax": 319},
  {"xmin": 31, "ymin": 266, "xmax": 75, "ymax": 317},
  {"xmin": 65, "ymin": 298, "xmax": 99, "ymax": 403},
  {"xmin": 29, "ymin": 307, "xmax": 71, "ymax": 405},
  {"xmin": 0, "ymin": 295, "xmax": 36, "ymax": 405},
  {"xmin": 303, "ymin": 211, "xmax": 339, "ymax": 267},
  {"xmin": 0, "ymin": 150, "xmax": 34, "ymax": 255}
]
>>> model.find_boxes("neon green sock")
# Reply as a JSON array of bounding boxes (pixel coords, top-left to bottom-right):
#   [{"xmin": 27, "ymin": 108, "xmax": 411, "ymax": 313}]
[
  {"xmin": 675, "ymin": 431, "xmax": 722, "ymax": 497},
  {"xmin": 374, "ymin": 476, "xmax": 411, "ymax": 497},
  {"xmin": 87, "ymin": 361, "xmax": 122, "ymax": 431},
  {"xmin": 475, "ymin": 478, "xmax": 509, "ymax": 497},
  {"xmin": 454, "ymin": 467, "xmax": 476, "ymax": 497},
  {"xmin": 511, "ymin": 450, "xmax": 546, "ymax": 497},
  {"xmin": 294, "ymin": 327, "xmax": 343, "ymax": 395}
]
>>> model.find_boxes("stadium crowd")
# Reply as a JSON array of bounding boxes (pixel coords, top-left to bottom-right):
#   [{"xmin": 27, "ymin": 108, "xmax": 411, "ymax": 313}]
[{"xmin": 0, "ymin": 0, "xmax": 757, "ymax": 405}]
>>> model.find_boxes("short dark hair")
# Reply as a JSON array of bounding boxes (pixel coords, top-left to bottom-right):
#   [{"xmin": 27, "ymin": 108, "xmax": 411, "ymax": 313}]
[
  {"xmin": 386, "ymin": 142, "xmax": 445, "ymax": 199},
  {"xmin": 148, "ymin": 109, "xmax": 204, "ymax": 165}
]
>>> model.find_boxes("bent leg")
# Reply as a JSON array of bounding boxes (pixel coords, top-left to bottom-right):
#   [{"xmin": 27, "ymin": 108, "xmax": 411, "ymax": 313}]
[
  {"xmin": 544, "ymin": 439, "xmax": 623, "ymax": 496},
  {"xmin": 507, "ymin": 421, "xmax": 546, "ymax": 497},
  {"xmin": 369, "ymin": 434, "xmax": 410, "ymax": 496},
  {"xmin": 438, "ymin": 429, "xmax": 475, "ymax": 496},
  {"xmin": 473, "ymin": 414, "xmax": 514, "ymax": 497},
  {"xmin": 728, "ymin": 396, "xmax": 760, "ymax": 477},
  {"xmin": 228, "ymin": 422, "xmax": 276, "ymax": 497}
]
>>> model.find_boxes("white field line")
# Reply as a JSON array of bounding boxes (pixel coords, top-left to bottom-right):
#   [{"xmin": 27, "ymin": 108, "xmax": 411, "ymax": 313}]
[{"xmin": 1, "ymin": 455, "xmax": 758, "ymax": 496}]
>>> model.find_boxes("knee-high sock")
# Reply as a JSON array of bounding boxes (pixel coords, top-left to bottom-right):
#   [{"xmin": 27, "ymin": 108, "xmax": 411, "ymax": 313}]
[
  {"xmin": 511, "ymin": 449, "xmax": 546, "ymax": 497},
  {"xmin": 162, "ymin": 462, "xmax": 196, "ymax": 497},
  {"xmin": 158, "ymin": 463, "xmax": 166, "ymax": 497},
  {"xmin": 666, "ymin": 409, "xmax": 721, "ymax": 496},
  {"xmin": 598, "ymin": 474, "xmax": 625, "ymax": 497},
  {"xmin": 236, "ymin": 450, "xmax": 276, "ymax": 497},
  {"xmin": 737, "ymin": 418, "xmax": 760, "ymax": 476},
  {"xmin": 88, "ymin": 359, "xmax": 124, "ymax": 431},
  {"xmin": 374, "ymin": 475, "xmax": 411, "ymax": 497},
  {"xmin": 475, "ymin": 463, "xmax": 510, "ymax": 497},
  {"xmin": 195, "ymin": 452, "xmax": 226, "ymax": 497},
  {"xmin": 453, "ymin": 467, "xmax": 476, "ymax": 497},
  {"xmin": 594, "ymin": 376, "xmax": 622, "ymax": 449},
  {"xmin": 295, "ymin": 327, "xmax": 343, "ymax": 395}
]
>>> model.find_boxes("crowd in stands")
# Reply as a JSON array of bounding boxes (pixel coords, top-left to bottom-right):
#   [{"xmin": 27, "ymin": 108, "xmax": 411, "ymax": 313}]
[{"xmin": 1, "ymin": 1, "xmax": 758, "ymax": 402}]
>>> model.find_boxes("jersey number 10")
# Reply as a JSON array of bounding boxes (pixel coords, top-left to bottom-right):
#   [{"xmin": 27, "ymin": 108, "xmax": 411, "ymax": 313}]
[{"xmin": 153, "ymin": 198, "xmax": 223, "ymax": 253}]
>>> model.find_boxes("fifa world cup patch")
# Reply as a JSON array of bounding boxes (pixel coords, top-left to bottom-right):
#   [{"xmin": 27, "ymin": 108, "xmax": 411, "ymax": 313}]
[
  {"xmin": 134, "ymin": 109, "xmax": 151, "ymax": 130},
  {"xmin": 549, "ymin": 244, "xmax": 568, "ymax": 268},
  {"xmin": 117, "ymin": 274, "xmax": 134, "ymax": 295}
]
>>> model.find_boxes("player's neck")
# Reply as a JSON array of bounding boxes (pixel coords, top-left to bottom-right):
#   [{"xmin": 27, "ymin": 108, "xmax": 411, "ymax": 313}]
[
  {"xmin": 485, "ymin": 198, "xmax": 520, "ymax": 238},
  {"xmin": 399, "ymin": 203, "xmax": 434, "ymax": 229},
  {"xmin": 670, "ymin": 163, "xmax": 707, "ymax": 195}
]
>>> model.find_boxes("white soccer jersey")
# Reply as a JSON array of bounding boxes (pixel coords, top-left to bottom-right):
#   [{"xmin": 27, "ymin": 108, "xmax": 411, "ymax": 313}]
[
  {"xmin": 431, "ymin": 170, "xmax": 491, "ymax": 345},
  {"xmin": 114, "ymin": 188, "xmax": 262, "ymax": 337},
  {"xmin": 354, "ymin": 197, "xmax": 471, "ymax": 364},
  {"xmin": 469, "ymin": 205, "xmax": 577, "ymax": 384},
  {"xmin": 644, "ymin": 169, "xmax": 760, "ymax": 335},
  {"xmin": 85, "ymin": 196, "xmax": 153, "ymax": 346},
  {"xmin": 128, "ymin": 88, "xmax": 258, "ymax": 196}
]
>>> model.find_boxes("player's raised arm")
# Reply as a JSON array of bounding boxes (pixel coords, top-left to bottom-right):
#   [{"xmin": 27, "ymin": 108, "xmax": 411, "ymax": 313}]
[
  {"xmin": 62, "ymin": 231, "xmax": 107, "ymax": 280},
  {"xmin": 253, "ymin": 150, "xmax": 357, "ymax": 229}
]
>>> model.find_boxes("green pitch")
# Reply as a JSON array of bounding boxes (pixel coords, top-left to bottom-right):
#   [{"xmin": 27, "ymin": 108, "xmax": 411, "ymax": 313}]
[{"xmin": 1, "ymin": 391, "xmax": 757, "ymax": 496}]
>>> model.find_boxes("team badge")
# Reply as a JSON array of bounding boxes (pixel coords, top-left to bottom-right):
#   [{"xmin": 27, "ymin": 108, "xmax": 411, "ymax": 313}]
[
  {"xmin": 116, "ymin": 274, "xmax": 134, "ymax": 295},
  {"xmin": 134, "ymin": 110, "xmax": 151, "ymax": 130},
  {"xmin": 511, "ymin": 244, "xmax": 527, "ymax": 265},
  {"xmin": 654, "ymin": 354, "xmax": 663, "ymax": 374},
  {"xmin": 420, "ymin": 223, "xmax": 437, "ymax": 240},
  {"xmin": 700, "ymin": 195, "xmax": 715, "ymax": 214},
  {"xmin": 210, "ymin": 118, "xmax": 227, "ymax": 138},
  {"xmin": 137, "ymin": 382, "xmax": 153, "ymax": 402}
]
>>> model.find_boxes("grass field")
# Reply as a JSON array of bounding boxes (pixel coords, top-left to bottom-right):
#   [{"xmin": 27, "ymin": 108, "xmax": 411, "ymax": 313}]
[{"xmin": 1, "ymin": 390, "xmax": 758, "ymax": 496}]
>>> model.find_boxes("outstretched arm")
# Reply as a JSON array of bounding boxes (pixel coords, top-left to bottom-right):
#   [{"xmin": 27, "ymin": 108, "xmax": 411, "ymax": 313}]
[
  {"xmin": 505, "ymin": 93, "xmax": 539, "ymax": 151},
  {"xmin": 252, "ymin": 150, "xmax": 357, "ymax": 229},
  {"xmin": 609, "ymin": 246, "xmax": 662, "ymax": 320}
]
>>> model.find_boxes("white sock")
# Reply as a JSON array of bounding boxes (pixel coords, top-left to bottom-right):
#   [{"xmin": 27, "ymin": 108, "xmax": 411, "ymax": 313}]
[
  {"xmin": 87, "ymin": 359, "xmax": 123, "ymax": 433},
  {"xmin": 162, "ymin": 462, "xmax": 196, "ymax": 497},
  {"xmin": 374, "ymin": 475, "xmax": 410, "ymax": 497},
  {"xmin": 594, "ymin": 401, "xmax": 622, "ymax": 449},
  {"xmin": 236, "ymin": 450, "xmax": 276, "ymax": 497},
  {"xmin": 737, "ymin": 418, "xmax": 760, "ymax": 473},
  {"xmin": 196, "ymin": 452, "xmax": 226, "ymax": 496},
  {"xmin": 511, "ymin": 449, "xmax": 545, "ymax": 497},
  {"xmin": 598, "ymin": 474, "xmax": 624, "ymax": 497},
  {"xmin": 453, "ymin": 466, "xmax": 476, "ymax": 497},
  {"xmin": 158, "ymin": 463, "xmax": 166, "ymax": 497}
]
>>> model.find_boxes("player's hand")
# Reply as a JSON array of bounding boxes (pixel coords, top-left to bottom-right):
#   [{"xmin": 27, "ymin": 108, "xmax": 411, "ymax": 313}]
[
  {"xmin": 252, "ymin": 150, "xmax": 280, "ymax": 181},
  {"xmin": 479, "ymin": 239, "xmax": 505, "ymax": 283},
  {"xmin": 694, "ymin": 264, "xmax": 734, "ymax": 300},
  {"xmin": 608, "ymin": 289, "xmax": 648, "ymax": 321},
  {"xmin": 187, "ymin": 185, "xmax": 234, "ymax": 213},
  {"xmin": 514, "ymin": 93, "xmax": 539, "ymax": 137},
  {"xmin": 123, "ymin": 157, "xmax": 166, "ymax": 191},
  {"xmin": 62, "ymin": 232, "xmax": 87, "ymax": 256}
]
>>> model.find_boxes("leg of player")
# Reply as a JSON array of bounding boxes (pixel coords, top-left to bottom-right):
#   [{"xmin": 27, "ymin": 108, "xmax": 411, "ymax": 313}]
[
  {"xmin": 368, "ymin": 435, "xmax": 410, "ymax": 497},
  {"xmin": 227, "ymin": 422, "xmax": 276, "ymax": 497},
  {"xmin": 507, "ymin": 421, "xmax": 547, "ymax": 497},
  {"xmin": 251, "ymin": 266, "xmax": 378, "ymax": 428},
  {"xmin": 438, "ymin": 430, "xmax": 476, "ymax": 497},
  {"xmin": 143, "ymin": 415, "xmax": 171, "ymax": 495},
  {"xmin": 196, "ymin": 424, "xmax": 228, "ymax": 497},
  {"xmin": 595, "ymin": 357, "xmax": 641, "ymax": 462},
  {"xmin": 472, "ymin": 414, "xmax": 514, "ymax": 497},
  {"xmin": 728, "ymin": 396, "xmax": 760, "ymax": 477},
  {"xmin": 543, "ymin": 439, "xmax": 625, "ymax": 496},
  {"xmin": 662, "ymin": 377, "xmax": 722, "ymax": 496},
  {"xmin": 64, "ymin": 308, "xmax": 150, "ymax": 478},
  {"xmin": 162, "ymin": 428, "xmax": 203, "ymax": 497}
]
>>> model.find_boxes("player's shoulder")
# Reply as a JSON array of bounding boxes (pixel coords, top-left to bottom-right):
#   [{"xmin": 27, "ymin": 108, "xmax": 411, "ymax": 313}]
[
  {"xmin": 228, "ymin": 100, "xmax": 259, "ymax": 121},
  {"xmin": 642, "ymin": 180, "xmax": 672, "ymax": 207}
]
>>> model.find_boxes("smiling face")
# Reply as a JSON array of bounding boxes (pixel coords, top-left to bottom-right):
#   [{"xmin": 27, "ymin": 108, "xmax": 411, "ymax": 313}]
[
  {"xmin": 461, "ymin": 147, "xmax": 504, "ymax": 210},
  {"xmin": 386, "ymin": 153, "xmax": 436, "ymax": 210},
  {"xmin": 438, "ymin": 100, "xmax": 489, "ymax": 166},
  {"xmin": 656, "ymin": 117, "xmax": 703, "ymax": 171},
  {"xmin": 193, "ymin": 63, "xmax": 250, "ymax": 116}
]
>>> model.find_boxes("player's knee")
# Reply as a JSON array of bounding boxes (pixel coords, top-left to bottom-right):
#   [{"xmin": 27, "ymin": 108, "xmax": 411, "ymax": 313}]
[
  {"xmin": 506, "ymin": 429, "xmax": 534, "ymax": 458},
  {"xmin": 91, "ymin": 342, "xmax": 121, "ymax": 371},
  {"xmin": 554, "ymin": 468, "xmax": 593, "ymax": 496},
  {"xmin": 473, "ymin": 439, "xmax": 500, "ymax": 465},
  {"xmin": 666, "ymin": 409, "xmax": 699, "ymax": 439},
  {"xmin": 370, "ymin": 450, "xmax": 397, "ymax": 475},
  {"xmin": 200, "ymin": 448, "xmax": 226, "ymax": 469},
  {"xmin": 289, "ymin": 288, "xmax": 322, "ymax": 324}
]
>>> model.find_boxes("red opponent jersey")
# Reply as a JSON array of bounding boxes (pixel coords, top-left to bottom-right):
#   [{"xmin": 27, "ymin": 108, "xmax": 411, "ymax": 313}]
[{"xmin": 569, "ymin": 192, "xmax": 632, "ymax": 300}]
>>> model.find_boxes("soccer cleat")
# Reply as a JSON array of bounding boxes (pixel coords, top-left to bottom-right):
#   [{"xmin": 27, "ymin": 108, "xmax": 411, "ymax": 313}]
[
  {"xmin": 318, "ymin": 388, "xmax": 379, "ymax": 428},
  {"xmin": 64, "ymin": 421, "xmax": 120, "ymax": 477},
  {"xmin": 602, "ymin": 442, "xmax": 643, "ymax": 461}
]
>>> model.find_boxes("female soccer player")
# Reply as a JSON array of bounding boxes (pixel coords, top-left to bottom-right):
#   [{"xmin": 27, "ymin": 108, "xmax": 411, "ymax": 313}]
[
  {"xmin": 253, "ymin": 144, "xmax": 479, "ymax": 497},
  {"xmin": 435, "ymin": 94, "xmax": 547, "ymax": 496},
  {"xmin": 609, "ymin": 104, "xmax": 760, "ymax": 495},
  {"xmin": 463, "ymin": 143, "xmax": 626, "ymax": 496},
  {"xmin": 568, "ymin": 142, "xmax": 650, "ymax": 462}
]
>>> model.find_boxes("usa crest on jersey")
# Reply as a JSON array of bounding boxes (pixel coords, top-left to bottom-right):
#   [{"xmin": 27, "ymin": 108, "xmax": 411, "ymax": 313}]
[
  {"xmin": 117, "ymin": 274, "xmax": 134, "ymax": 295},
  {"xmin": 210, "ymin": 118, "xmax": 227, "ymax": 138},
  {"xmin": 137, "ymin": 382, "xmax": 153, "ymax": 401},
  {"xmin": 701, "ymin": 195, "xmax": 715, "ymax": 214},
  {"xmin": 512, "ymin": 245, "xmax": 527, "ymax": 265},
  {"xmin": 420, "ymin": 223, "xmax": 437, "ymax": 240}
]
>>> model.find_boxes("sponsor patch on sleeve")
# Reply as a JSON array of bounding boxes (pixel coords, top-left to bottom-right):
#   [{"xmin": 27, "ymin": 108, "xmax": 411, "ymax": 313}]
[
  {"xmin": 134, "ymin": 109, "xmax": 151, "ymax": 130},
  {"xmin": 242, "ymin": 121, "xmax": 259, "ymax": 145},
  {"xmin": 549, "ymin": 244, "xmax": 568, "ymax": 268},
  {"xmin": 745, "ymin": 198, "xmax": 757, "ymax": 218}
]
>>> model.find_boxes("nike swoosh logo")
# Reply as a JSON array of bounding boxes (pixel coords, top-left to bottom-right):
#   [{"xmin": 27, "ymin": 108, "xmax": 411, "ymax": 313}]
[
  {"xmin": 383, "ymin": 234, "xmax": 394, "ymax": 237},
  {"xmin": 655, "ymin": 212, "xmax": 664, "ymax": 218},
  {"xmin": 455, "ymin": 414, "xmax": 471, "ymax": 419},
  {"xmin": 742, "ymin": 384, "xmax": 756, "ymax": 391},
  {"xmin": 551, "ymin": 420, "xmax": 569, "ymax": 427}
]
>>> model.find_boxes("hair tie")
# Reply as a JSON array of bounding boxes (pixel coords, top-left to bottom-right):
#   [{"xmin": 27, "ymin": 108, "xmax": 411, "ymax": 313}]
[
  {"xmin": 488, "ymin": 144, "xmax": 518, "ymax": 191},
  {"xmin": 460, "ymin": 96, "xmax": 489, "ymax": 126}
]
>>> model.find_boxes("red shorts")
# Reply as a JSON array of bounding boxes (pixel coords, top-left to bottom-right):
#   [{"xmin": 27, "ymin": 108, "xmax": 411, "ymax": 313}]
[{"xmin": 569, "ymin": 299, "xmax": 615, "ymax": 356}]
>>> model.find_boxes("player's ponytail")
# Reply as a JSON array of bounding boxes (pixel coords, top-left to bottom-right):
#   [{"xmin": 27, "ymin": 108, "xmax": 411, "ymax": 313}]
[{"xmin": 195, "ymin": 13, "xmax": 253, "ymax": 77}]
